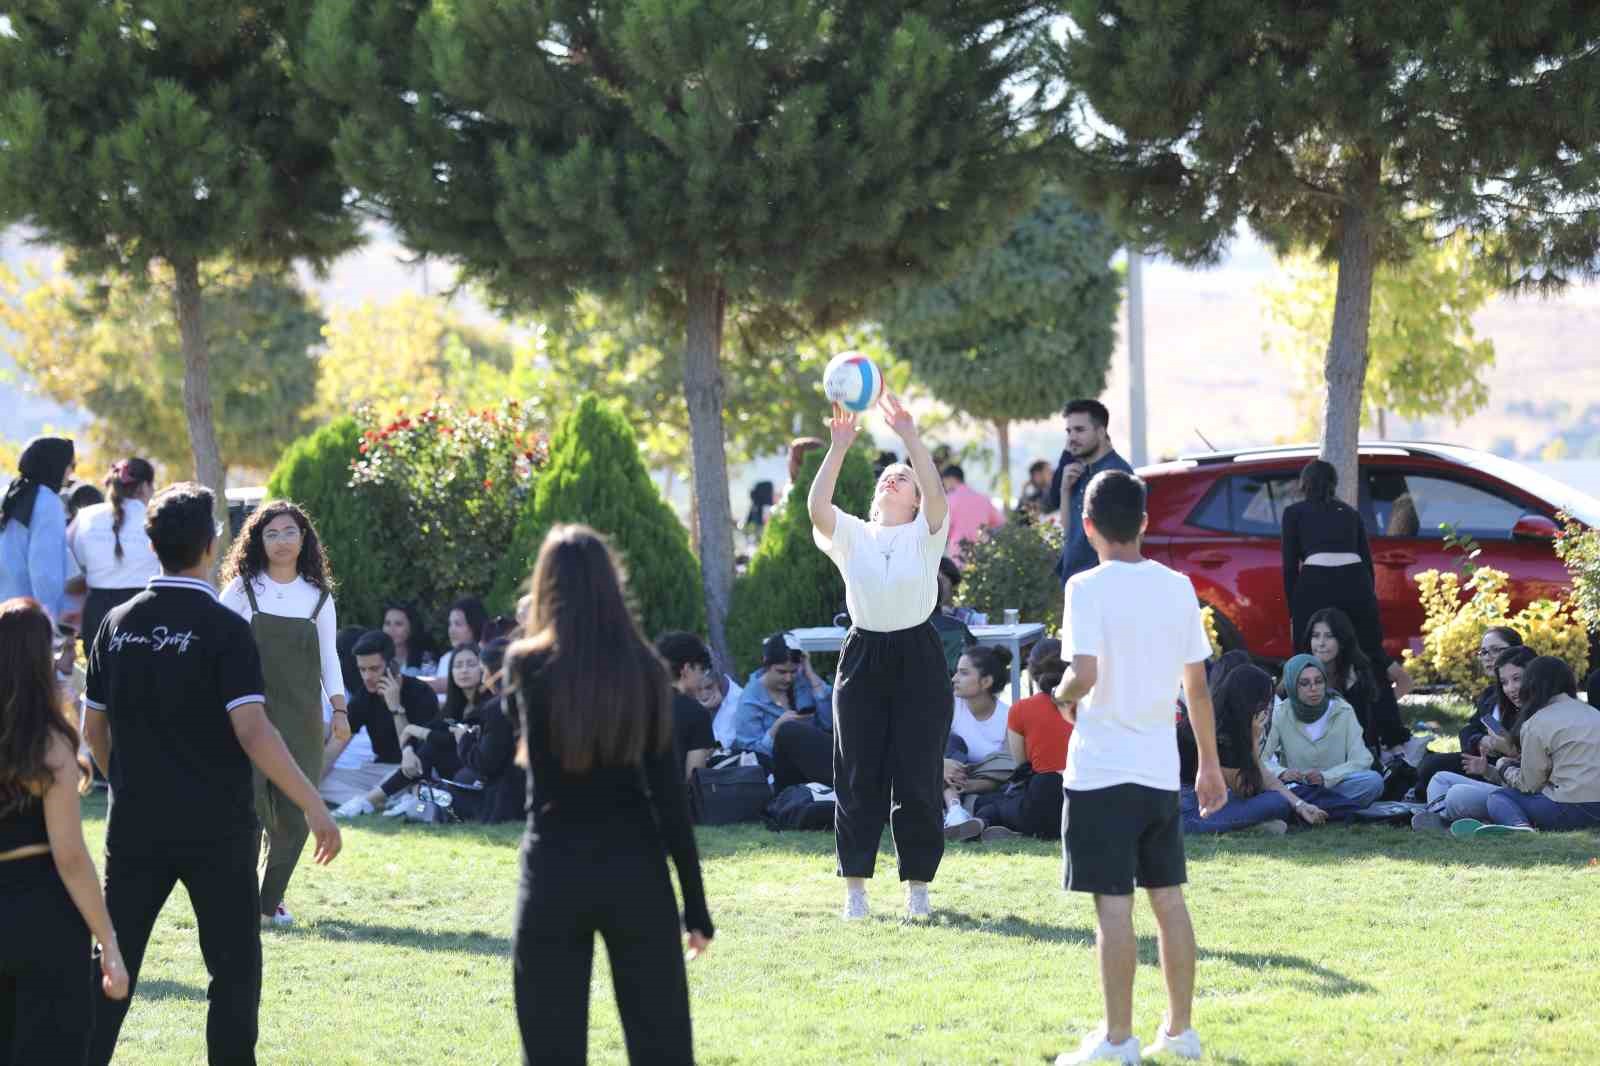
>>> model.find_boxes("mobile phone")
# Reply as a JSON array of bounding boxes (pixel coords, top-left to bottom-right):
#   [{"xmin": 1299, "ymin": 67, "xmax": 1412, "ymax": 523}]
[
  {"xmin": 1481, "ymin": 715, "xmax": 1507, "ymax": 736},
  {"xmin": 386, "ymin": 658, "xmax": 401, "ymax": 679}
]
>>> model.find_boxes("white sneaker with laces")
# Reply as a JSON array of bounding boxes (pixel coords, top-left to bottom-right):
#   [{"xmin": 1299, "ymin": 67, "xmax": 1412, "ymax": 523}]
[
  {"xmin": 1056, "ymin": 1029, "xmax": 1141, "ymax": 1065},
  {"xmin": 381, "ymin": 797, "xmax": 412, "ymax": 818},
  {"xmin": 943, "ymin": 804, "xmax": 983, "ymax": 841},
  {"xmin": 842, "ymin": 890, "xmax": 870, "ymax": 921},
  {"xmin": 905, "ymin": 882, "xmax": 931, "ymax": 921},
  {"xmin": 333, "ymin": 796, "xmax": 375, "ymax": 819},
  {"xmin": 1144, "ymin": 1021, "xmax": 1201, "ymax": 1060}
]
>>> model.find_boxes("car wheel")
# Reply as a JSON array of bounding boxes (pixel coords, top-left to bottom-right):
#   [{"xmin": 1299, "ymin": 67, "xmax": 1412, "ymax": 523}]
[{"xmin": 1200, "ymin": 601, "xmax": 1246, "ymax": 656}]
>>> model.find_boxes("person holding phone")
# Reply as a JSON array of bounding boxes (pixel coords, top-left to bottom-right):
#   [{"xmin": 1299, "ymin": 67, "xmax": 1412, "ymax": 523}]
[
  {"xmin": 323, "ymin": 631, "xmax": 438, "ymax": 815},
  {"xmin": 0, "ymin": 597, "xmax": 127, "ymax": 1066},
  {"xmin": 505, "ymin": 525, "xmax": 712, "ymax": 1065},
  {"xmin": 732, "ymin": 634, "xmax": 834, "ymax": 787}
]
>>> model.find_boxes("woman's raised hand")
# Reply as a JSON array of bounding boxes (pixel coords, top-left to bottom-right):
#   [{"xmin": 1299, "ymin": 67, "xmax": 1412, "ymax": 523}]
[
  {"xmin": 878, "ymin": 390, "xmax": 917, "ymax": 443},
  {"xmin": 827, "ymin": 403, "xmax": 859, "ymax": 448}
]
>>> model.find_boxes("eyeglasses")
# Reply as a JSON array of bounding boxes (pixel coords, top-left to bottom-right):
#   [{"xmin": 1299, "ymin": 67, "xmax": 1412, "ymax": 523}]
[
  {"xmin": 263, "ymin": 528, "xmax": 302, "ymax": 543},
  {"xmin": 1477, "ymin": 645, "xmax": 1509, "ymax": 660}
]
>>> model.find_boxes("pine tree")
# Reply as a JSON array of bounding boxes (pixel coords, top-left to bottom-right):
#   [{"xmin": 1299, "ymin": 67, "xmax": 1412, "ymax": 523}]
[
  {"xmin": 879, "ymin": 190, "xmax": 1121, "ymax": 499},
  {"xmin": 491, "ymin": 395, "xmax": 705, "ymax": 640},
  {"xmin": 725, "ymin": 445, "xmax": 875, "ymax": 677},
  {"xmin": 1051, "ymin": 4, "xmax": 1600, "ymax": 499},
  {"xmin": 0, "ymin": 3, "xmax": 359, "ymax": 538},
  {"xmin": 305, "ymin": 0, "xmax": 1049, "ymax": 663}
]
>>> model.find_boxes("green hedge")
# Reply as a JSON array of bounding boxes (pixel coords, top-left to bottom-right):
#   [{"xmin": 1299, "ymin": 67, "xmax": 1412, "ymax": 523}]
[
  {"xmin": 955, "ymin": 518, "xmax": 1064, "ymax": 636},
  {"xmin": 264, "ymin": 416, "xmax": 411, "ymax": 629},
  {"xmin": 490, "ymin": 395, "xmax": 704, "ymax": 639},
  {"xmin": 725, "ymin": 445, "xmax": 875, "ymax": 677}
]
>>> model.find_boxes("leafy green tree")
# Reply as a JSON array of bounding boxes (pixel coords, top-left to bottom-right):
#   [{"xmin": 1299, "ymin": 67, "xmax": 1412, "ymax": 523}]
[
  {"xmin": 1051, "ymin": 4, "xmax": 1600, "ymax": 501},
  {"xmin": 1264, "ymin": 231, "xmax": 1497, "ymax": 439},
  {"xmin": 0, "ymin": 3, "xmax": 359, "ymax": 538},
  {"xmin": 726, "ymin": 446, "xmax": 876, "ymax": 677},
  {"xmin": 266, "ymin": 416, "xmax": 411, "ymax": 628},
  {"xmin": 306, "ymin": 0, "xmax": 1047, "ymax": 662},
  {"xmin": 880, "ymin": 191, "xmax": 1121, "ymax": 499},
  {"xmin": 1, "ymin": 260, "xmax": 324, "ymax": 479},
  {"xmin": 490, "ymin": 396, "xmax": 704, "ymax": 640}
]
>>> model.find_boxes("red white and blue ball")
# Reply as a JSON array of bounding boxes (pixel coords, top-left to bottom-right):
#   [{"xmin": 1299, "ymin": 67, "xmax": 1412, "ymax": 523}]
[{"xmin": 822, "ymin": 351, "xmax": 885, "ymax": 413}]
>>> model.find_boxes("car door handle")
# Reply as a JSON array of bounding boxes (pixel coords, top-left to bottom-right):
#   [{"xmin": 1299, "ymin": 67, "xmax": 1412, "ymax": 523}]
[
  {"xmin": 1374, "ymin": 551, "xmax": 1414, "ymax": 567},
  {"xmin": 1188, "ymin": 550, "xmax": 1229, "ymax": 567}
]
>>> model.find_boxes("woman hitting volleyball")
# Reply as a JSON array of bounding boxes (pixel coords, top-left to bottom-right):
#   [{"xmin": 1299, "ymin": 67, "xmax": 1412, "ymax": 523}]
[{"xmin": 809, "ymin": 387, "xmax": 952, "ymax": 921}]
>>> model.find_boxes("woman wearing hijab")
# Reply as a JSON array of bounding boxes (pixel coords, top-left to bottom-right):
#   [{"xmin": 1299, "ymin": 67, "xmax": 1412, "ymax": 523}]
[
  {"xmin": 0, "ymin": 437, "xmax": 76, "ymax": 622},
  {"xmin": 1260, "ymin": 654, "xmax": 1385, "ymax": 813}
]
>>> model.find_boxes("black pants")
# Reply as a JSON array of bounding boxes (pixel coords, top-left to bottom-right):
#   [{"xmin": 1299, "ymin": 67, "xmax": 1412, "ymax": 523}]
[
  {"xmin": 1, "ymin": 856, "xmax": 90, "ymax": 1066},
  {"xmin": 514, "ymin": 819, "xmax": 692, "ymax": 1065},
  {"xmin": 87, "ymin": 834, "xmax": 261, "ymax": 1066},
  {"xmin": 832, "ymin": 624, "xmax": 954, "ymax": 882},
  {"xmin": 772, "ymin": 720, "xmax": 834, "ymax": 790},
  {"xmin": 1291, "ymin": 563, "xmax": 1410, "ymax": 747},
  {"xmin": 1417, "ymin": 751, "xmax": 1466, "ymax": 798},
  {"xmin": 379, "ymin": 732, "xmax": 465, "ymax": 798},
  {"xmin": 974, "ymin": 772, "xmax": 1065, "ymax": 839}
]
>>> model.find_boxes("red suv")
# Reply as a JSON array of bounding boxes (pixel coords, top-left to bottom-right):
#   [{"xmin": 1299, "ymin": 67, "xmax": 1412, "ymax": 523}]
[{"xmin": 1139, "ymin": 442, "xmax": 1600, "ymax": 662}]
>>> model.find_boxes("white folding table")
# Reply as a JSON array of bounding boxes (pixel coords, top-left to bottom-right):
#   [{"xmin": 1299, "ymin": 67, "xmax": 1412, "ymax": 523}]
[{"xmin": 786, "ymin": 622, "xmax": 1048, "ymax": 703}]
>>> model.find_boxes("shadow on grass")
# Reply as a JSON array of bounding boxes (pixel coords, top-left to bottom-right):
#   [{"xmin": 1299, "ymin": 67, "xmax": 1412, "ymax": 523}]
[
  {"xmin": 135, "ymin": 978, "xmax": 206, "ymax": 1003},
  {"xmin": 936, "ymin": 913, "xmax": 1373, "ymax": 997},
  {"xmin": 271, "ymin": 919, "xmax": 511, "ymax": 956}
]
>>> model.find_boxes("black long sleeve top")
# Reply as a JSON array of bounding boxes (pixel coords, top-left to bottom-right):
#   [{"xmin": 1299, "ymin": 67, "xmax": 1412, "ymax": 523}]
[
  {"xmin": 454, "ymin": 694, "xmax": 525, "ymax": 823},
  {"xmin": 1280, "ymin": 498, "xmax": 1373, "ymax": 606},
  {"xmin": 510, "ymin": 650, "xmax": 713, "ymax": 937}
]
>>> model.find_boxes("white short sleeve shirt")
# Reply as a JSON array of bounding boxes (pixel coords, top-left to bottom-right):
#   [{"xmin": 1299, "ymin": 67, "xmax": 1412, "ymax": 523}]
[
  {"xmin": 68, "ymin": 500, "xmax": 160, "ymax": 590},
  {"xmin": 950, "ymin": 696, "xmax": 1012, "ymax": 762},
  {"xmin": 813, "ymin": 506, "xmax": 948, "ymax": 632},
  {"xmin": 1062, "ymin": 559, "xmax": 1212, "ymax": 792}
]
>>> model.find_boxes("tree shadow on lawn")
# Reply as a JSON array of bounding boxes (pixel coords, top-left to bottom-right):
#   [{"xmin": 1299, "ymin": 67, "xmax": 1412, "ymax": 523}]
[
  {"xmin": 134, "ymin": 978, "xmax": 207, "ymax": 1003},
  {"xmin": 934, "ymin": 913, "xmax": 1373, "ymax": 998},
  {"xmin": 270, "ymin": 919, "xmax": 511, "ymax": 957}
]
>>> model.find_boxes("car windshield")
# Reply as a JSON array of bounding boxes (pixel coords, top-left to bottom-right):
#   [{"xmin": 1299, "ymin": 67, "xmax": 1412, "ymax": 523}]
[{"xmin": 1442, "ymin": 449, "xmax": 1600, "ymax": 526}]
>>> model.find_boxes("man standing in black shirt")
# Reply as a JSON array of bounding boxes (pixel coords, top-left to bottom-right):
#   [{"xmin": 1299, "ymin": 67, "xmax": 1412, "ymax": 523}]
[
  {"xmin": 82, "ymin": 483, "xmax": 341, "ymax": 1066},
  {"xmin": 326, "ymin": 629, "xmax": 439, "ymax": 816}
]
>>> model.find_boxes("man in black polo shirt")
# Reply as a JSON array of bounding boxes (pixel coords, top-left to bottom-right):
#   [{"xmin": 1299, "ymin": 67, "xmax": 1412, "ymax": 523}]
[
  {"xmin": 325, "ymin": 629, "xmax": 438, "ymax": 816},
  {"xmin": 82, "ymin": 483, "xmax": 341, "ymax": 1066}
]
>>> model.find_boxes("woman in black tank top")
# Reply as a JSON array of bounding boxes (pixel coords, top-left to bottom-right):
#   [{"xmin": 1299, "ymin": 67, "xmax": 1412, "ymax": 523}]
[{"xmin": 0, "ymin": 596, "xmax": 127, "ymax": 1063}]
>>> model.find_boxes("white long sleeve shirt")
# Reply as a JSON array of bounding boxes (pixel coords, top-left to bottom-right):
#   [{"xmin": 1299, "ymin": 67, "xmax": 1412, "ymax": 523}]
[{"xmin": 219, "ymin": 573, "xmax": 346, "ymax": 701}]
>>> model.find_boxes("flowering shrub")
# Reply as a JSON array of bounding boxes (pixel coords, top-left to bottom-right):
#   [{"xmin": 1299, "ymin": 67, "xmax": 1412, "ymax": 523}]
[
  {"xmin": 1554, "ymin": 513, "xmax": 1600, "ymax": 636},
  {"xmin": 1200, "ymin": 606, "xmax": 1223, "ymax": 660},
  {"xmin": 350, "ymin": 400, "xmax": 548, "ymax": 623},
  {"xmin": 1402, "ymin": 566, "xmax": 1588, "ymax": 696},
  {"xmin": 957, "ymin": 520, "xmax": 1066, "ymax": 637}
]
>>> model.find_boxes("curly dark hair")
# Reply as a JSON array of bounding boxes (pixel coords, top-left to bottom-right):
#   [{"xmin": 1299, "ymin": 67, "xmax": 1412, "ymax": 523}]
[{"xmin": 219, "ymin": 500, "xmax": 335, "ymax": 592}]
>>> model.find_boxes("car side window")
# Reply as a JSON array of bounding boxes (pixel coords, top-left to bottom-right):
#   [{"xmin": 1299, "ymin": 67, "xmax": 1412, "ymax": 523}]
[
  {"xmin": 1187, "ymin": 473, "xmax": 1302, "ymax": 535},
  {"xmin": 1368, "ymin": 471, "xmax": 1525, "ymax": 540}
]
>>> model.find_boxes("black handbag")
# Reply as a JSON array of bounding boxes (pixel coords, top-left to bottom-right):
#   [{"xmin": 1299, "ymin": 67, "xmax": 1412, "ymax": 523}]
[{"xmin": 690, "ymin": 764, "xmax": 772, "ymax": 825}]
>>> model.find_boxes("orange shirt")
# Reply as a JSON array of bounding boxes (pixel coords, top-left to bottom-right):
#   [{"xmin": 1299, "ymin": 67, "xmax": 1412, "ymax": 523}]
[{"xmin": 1007, "ymin": 692, "xmax": 1073, "ymax": 774}]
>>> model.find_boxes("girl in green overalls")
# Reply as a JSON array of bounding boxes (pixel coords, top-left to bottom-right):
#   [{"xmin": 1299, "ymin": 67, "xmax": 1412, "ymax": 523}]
[{"xmin": 220, "ymin": 502, "xmax": 348, "ymax": 927}]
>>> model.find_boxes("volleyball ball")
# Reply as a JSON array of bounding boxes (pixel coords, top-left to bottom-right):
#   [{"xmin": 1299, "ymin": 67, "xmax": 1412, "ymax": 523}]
[{"xmin": 822, "ymin": 351, "xmax": 885, "ymax": 413}]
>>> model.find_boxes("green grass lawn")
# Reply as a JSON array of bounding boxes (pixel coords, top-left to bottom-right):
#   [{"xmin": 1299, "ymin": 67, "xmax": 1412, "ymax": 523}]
[{"xmin": 83, "ymin": 698, "xmax": 1600, "ymax": 1065}]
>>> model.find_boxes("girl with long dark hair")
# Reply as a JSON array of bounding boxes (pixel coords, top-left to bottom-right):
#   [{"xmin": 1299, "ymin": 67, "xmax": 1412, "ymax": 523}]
[
  {"xmin": 0, "ymin": 437, "xmax": 76, "ymax": 623},
  {"xmin": 0, "ymin": 597, "xmax": 127, "ymax": 1063},
  {"xmin": 1413, "ymin": 645, "xmax": 1538, "ymax": 831},
  {"xmin": 1180, "ymin": 665, "xmax": 1328, "ymax": 833},
  {"xmin": 809, "ymin": 393, "xmax": 951, "ymax": 921},
  {"xmin": 67, "ymin": 458, "xmax": 158, "ymax": 650},
  {"xmin": 1477, "ymin": 656, "xmax": 1600, "ymax": 832},
  {"xmin": 1415, "ymin": 626, "xmax": 1523, "ymax": 798},
  {"xmin": 1280, "ymin": 460, "xmax": 1414, "ymax": 757},
  {"xmin": 1302, "ymin": 606, "xmax": 1409, "ymax": 751},
  {"xmin": 505, "ymin": 525, "xmax": 711, "ymax": 1065},
  {"xmin": 219, "ymin": 501, "xmax": 348, "ymax": 927},
  {"xmin": 427, "ymin": 596, "xmax": 490, "ymax": 695}
]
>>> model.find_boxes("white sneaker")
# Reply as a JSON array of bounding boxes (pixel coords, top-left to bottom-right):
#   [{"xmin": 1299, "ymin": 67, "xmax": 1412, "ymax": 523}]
[
  {"xmin": 905, "ymin": 882, "xmax": 931, "ymax": 921},
  {"xmin": 381, "ymin": 796, "xmax": 412, "ymax": 818},
  {"xmin": 842, "ymin": 890, "xmax": 870, "ymax": 921},
  {"xmin": 268, "ymin": 903, "xmax": 293, "ymax": 928},
  {"xmin": 1144, "ymin": 1021, "xmax": 1201, "ymax": 1060},
  {"xmin": 333, "ymin": 796, "xmax": 375, "ymax": 819},
  {"xmin": 1056, "ymin": 1029, "xmax": 1141, "ymax": 1065},
  {"xmin": 943, "ymin": 804, "xmax": 984, "ymax": 841}
]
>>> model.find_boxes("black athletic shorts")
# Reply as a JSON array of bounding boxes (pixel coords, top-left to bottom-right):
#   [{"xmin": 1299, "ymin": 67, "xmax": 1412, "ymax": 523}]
[{"xmin": 1061, "ymin": 783, "xmax": 1186, "ymax": 896}]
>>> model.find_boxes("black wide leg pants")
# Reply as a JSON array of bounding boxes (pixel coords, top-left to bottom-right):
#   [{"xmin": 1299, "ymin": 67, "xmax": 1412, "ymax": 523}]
[{"xmin": 832, "ymin": 623, "xmax": 954, "ymax": 883}]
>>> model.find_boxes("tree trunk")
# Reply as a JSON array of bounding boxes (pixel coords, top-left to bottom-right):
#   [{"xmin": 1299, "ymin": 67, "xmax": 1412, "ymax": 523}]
[
  {"xmin": 172, "ymin": 256, "xmax": 231, "ymax": 563},
  {"xmin": 994, "ymin": 418, "xmax": 1012, "ymax": 506},
  {"xmin": 683, "ymin": 274, "xmax": 734, "ymax": 666},
  {"xmin": 1319, "ymin": 165, "xmax": 1381, "ymax": 507}
]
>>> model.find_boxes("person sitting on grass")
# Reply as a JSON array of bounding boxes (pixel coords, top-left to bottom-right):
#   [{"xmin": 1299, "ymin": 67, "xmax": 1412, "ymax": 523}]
[
  {"xmin": 941, "ymin": 646, "xmax": 1013, "ymax": 841},
  {"xmin": 1413, "ymin": 645, "xmax": 1536, "ymax": 831},
  {"xmin": 368, "ymin": 642, "xmax": 490, "ymax": 818},
  {"xmin": 427, "ymin": 596, "xmax": 489, "ymax": 695},
  {"xmin": 1302, "ymin": 606, "xmax": 1402, "ymax": 754},
  {"xmin": 696, "ymin": 667, "xmax": 743, "ymax": 751},
  {"xmin": 1415, "ymin": 627, "xmax": 1523, "ymax": 798},
  {"xmin": 972, "ymin": 639, "xmax": 1072, "ymax": 839},
  {"xmin": 1180, "ymin": 665, "xmax": 1327, "ymax": 835},
  {"xmin": 324, "ymin": 630, "xmax": 438, "ymax": 815},
  {"xmin": 734, "ymin": 635, "xmax": 834, "ymax": 789},
  {"xmin": 1472, "ymin": 656, "xmax": 1600, "ymax": 833},
  {"xmin": 655, "ymin": 631, "xmax": 718, "ymax": 782},
  {"xmin": 445, "ymin": 639, "xmax": 524, "ymax": 823},
  {"xmin": 1261, "ymin": 654, "xmax": 1384, "ymax": 813},
  {"xmin": 381, "ymin": 600, "xmax": 433, "ymax": 676}
]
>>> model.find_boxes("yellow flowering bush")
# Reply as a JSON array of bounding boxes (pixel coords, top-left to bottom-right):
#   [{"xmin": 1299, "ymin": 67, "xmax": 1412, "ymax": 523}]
[
  {"xmin": 1554, "ymin": 513, "xmax": 1600, "ymax": 634},
  {"xmin": 1402, "ymin": 566, "xmax": 1587, "ymax": 696},
  {"xmin": 1200, "ymin": 605, "xmax": 1223, "ymax": 660}
]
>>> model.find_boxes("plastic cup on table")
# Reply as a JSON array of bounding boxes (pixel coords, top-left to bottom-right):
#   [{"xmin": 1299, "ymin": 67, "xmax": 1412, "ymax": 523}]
[{"xmin": 1003, "ymin": 609, "xmax": 1020, "ymax": 626}]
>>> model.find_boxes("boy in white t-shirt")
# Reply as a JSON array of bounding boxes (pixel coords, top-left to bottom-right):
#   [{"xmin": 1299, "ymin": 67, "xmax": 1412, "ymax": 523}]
[{"xmin": 1051, "ymin": 470, "xmax": 1226, "ymax": 1066}]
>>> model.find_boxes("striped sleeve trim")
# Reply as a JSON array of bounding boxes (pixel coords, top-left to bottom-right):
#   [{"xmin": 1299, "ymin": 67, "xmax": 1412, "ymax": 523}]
[
  {"xmin": 225, "ymin": 695, "xmax": 265, "ymax": 713},
  {"xmin": 82, "ymin": 696, "xmax": 107, "ymax": 711}
]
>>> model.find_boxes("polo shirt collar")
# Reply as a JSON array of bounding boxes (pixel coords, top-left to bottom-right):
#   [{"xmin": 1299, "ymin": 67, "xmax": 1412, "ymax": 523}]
[{"xmin": 148, "ymin": 576, "xmax": 219, "ymax": 602}]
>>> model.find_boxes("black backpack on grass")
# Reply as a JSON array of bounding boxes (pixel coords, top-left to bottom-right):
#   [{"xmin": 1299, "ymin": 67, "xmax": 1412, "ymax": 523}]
[{"xmin": 765, "ymin": 783, "xmax": 836, "ymax": 832}]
